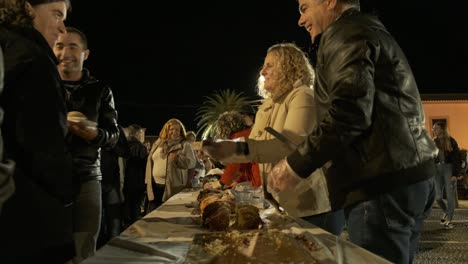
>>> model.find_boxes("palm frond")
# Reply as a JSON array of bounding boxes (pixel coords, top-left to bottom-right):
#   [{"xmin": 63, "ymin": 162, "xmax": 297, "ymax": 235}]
[{"xmin": 195, "ymin": 89, "xmax": 259, "ymax": 139}]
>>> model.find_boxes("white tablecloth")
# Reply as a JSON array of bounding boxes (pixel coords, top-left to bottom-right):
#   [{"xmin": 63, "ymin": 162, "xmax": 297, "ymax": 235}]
[{"xmin": 83, "ymin": 188, "xmax": 391, "ymax": 264}]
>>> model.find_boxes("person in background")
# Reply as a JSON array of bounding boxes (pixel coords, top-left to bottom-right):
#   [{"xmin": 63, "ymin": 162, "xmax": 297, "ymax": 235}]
[
  {"xmin": 144, "ymin": 118, "xmax": 196, "ymax": 212},
  {"xmin": 98, "ymin": 125, "xmax": 129, "ymax": 247},
  {"xmin": 211, "ymin": 111, "xmax": 261, "ymax": 189},
  {"xmin": 239, "ymin": 105, "xmax": 256, "ymax": 128},
  {"xmin": 203, "ymin": 43, "xmax": 343, "ymax": 235},
  {"xmin": 122, "ymin": 124, "xmax": 148, "ymax": 227},
  {"xmin": 189, "ymin": 132, "xmax": 215, "ymax": 181},
  {"xmin": 199, "ymin": 149, "xmax": 215, "ymax": 174},
  {"xmin": 186, "ymin": 130, "xmax": 205, "ymax": 186},
  {"xmin": 266, "ymin": 1, "xmax": 437, "ymax": 263},
  {"xmin": 432, "ymin": 121, "xmax": 463, "ymax": 230},
  {"xmin": 53, "ymin": 26, "xmax": 120, "ymax": 263},
  {"xmin": 0, "ymin": 46, "xmax": 15, "ymax": 215},
  {"xmin": 0, "ymin": 0, "xmax": 75, "ymax": 262}
]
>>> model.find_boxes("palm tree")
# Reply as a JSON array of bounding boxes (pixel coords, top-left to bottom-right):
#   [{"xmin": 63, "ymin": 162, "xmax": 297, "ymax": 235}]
[{"xmin": 195, "ymin": 89, "xmax": 260, "ymax": 139}]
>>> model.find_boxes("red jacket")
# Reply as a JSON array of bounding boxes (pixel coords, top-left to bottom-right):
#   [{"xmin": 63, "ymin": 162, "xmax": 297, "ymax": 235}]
[{"xmin": 219, "ymin": 128, "xmax": 261, "ymax": 188}]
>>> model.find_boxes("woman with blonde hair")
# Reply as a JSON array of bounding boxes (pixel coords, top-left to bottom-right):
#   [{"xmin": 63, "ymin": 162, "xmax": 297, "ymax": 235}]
[
  {"xmin": 144, "ymin": 118, "xmax": 196, "ymax": 212},
  {"xmin": 204, "ymin": 43, "xmax": 344, "ymax": 235}
]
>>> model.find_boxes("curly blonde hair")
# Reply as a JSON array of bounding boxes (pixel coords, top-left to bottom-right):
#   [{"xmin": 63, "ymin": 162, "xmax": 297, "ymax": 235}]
[
  {"xmin": 256, "ymin": 43, "xmax": 314, "ymax": 100},
  {"xmin": 158, "ymin": 118, "xmax": 187, "ymax": 141}
]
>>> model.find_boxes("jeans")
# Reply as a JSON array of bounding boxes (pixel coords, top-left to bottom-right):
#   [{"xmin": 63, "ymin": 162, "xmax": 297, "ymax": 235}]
[
  {"xmin": 346, "ymin": 178, "xmax": 435, "ymax": 264},
  {"xmin": 301, "ymin": 209, "xmax": 345, "ymax": 236},
  {"xmin": 434, "ymin": 163, "xmax": 456, "ymax": 221}
]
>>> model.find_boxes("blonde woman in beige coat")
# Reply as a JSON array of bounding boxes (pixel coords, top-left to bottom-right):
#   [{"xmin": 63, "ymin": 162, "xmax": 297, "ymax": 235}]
[
  {"xmin": 145, "ymin": 118, "xmax": 196, "ymax": 212},
  {"xmin": 204, "ymin": 43, "xmax": 344, "ymax": 235}
]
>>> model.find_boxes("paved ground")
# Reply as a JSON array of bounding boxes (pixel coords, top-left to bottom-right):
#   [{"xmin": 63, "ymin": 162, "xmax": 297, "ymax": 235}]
[
  {"xmin": 339, "ymin": 200, "xmax": 468, "ymax": 263},
  {"xmin": 414, "ymin": 200, "xmax": 468, "ymax": 264}
]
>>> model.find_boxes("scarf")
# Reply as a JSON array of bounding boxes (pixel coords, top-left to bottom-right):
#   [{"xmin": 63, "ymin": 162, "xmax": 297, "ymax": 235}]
[{"xmin": 160, "ymin": 136, "xmax": 182, "ymax": 158}]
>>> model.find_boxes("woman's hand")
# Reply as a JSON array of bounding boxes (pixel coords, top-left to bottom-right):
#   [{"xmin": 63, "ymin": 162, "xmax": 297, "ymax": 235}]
[{"xmin": 169, "ymin": 153, "xmax": 178, "ymax": 162}]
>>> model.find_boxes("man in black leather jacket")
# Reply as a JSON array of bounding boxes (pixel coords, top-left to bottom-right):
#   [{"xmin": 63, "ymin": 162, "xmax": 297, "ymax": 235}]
[
  {"xmin": 53, "ymin": 26, "xmax": 119, "ymax": 263},
  {"xmin": 268, "ymin": 1, "xmax": 438, "ymax": 263}
]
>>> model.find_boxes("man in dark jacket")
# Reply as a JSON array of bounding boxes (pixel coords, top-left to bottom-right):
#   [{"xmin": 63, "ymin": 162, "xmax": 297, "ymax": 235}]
[
  {"xmin": 99, "ymin": 125, "xmax": 128, "ymax": 247},
  {"xmin": 122, "ymin": 124, "xmax": 149, "ymax": 227},
  {"xmin": 0, "ymin": 0, "xmax": 74, "ymax": 263},
  {"xmin": 53, "ymin": 26, "xmax": 119, "ymax": 263},
  {"xmin": 267, "ymin": 1, "xmax": 438, "ymax": 263}
]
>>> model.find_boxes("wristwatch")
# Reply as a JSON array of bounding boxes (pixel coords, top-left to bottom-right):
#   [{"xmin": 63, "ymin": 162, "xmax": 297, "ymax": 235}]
[{"xmin": 236, "ymin": 142, "xmax": 249, "ymax": 155}]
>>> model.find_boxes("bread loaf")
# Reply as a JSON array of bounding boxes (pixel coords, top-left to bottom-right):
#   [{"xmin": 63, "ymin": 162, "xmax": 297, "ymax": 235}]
[
  {"xmin": 235, "ymin": 204, "xmax": 263, "ymax": 230},
  {"xmin": 202, "ymin": 201, "xmax": 232, "ymax": 231}
]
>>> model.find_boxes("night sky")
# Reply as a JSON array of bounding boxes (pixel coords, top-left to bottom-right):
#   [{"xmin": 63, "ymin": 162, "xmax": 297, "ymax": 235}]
[{"xmin": 67, "ymin": 1, "xmax": 467, "ymax": 135}]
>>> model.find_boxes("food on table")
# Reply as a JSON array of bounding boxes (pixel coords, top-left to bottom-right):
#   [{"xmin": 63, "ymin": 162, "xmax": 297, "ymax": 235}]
[
  {"xmin": 186, "ymin": 229, "xmax": 322, "ymax": 263},
  {"xmin": 197, "ymin": 189, "xmax": 225, "ymax": 202},
  {"xmin": 234, "ymin": 204, "xmax": 263, "ymax": 230},
  {"xmin": 203, "ymin": 180, "xmax": 222, "ymax": 190},
  {"xmin": 202, "ymin": 201, "xmax": 232, "ymax": 231}
]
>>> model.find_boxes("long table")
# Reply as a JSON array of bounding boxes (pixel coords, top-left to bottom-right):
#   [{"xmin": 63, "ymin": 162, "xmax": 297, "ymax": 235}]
[{"xmin": 83, "ymin": 188, "xmax": 391, "ymax": 263}]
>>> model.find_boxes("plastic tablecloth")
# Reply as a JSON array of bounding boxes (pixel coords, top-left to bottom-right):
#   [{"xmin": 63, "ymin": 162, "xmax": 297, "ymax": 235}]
[{"xmin": 82, "ymin": 188, "xmax": 391, "ymax": 264}]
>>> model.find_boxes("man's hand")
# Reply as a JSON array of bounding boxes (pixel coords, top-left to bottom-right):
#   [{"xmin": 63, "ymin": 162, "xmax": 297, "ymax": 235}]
[
  {"xmin": 268, "ymin": 158, "xmax": 302, "ymax": 193},
  {"xmin": 67, "ymin": 121, "xmax": 98, "ymax": 141}
]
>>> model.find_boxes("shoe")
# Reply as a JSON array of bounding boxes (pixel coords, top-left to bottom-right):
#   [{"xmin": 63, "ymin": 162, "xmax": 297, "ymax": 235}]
[
  {"xmin": 440, "ymin": 213, "xmax": 448, "ymax": 225},
  {"xmin": 443, "ymin": 221, "xmax": 454, "ymax": 230}
]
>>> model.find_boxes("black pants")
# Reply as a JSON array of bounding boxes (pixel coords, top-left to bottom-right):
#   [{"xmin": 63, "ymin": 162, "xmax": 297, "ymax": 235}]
[
  {"xmin": 98, "ymin": 183, "xmax": 122, "ymax": 248},
  {"xmin": 147, "ymin": 181, "xmax": 165, "ymax": 214},
  {"xmin": 123, "ymin": 189, "xmax": 146, "ymax": 227}
]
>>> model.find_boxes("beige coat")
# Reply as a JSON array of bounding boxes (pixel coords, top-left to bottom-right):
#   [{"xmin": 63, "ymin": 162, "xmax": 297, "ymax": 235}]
[
  {"xmin": 246, "ymin": 85, "xmax": 331, "ymax": 217},
  {"xmin": 145, "ymin": 139, "xmax": 196, "ymax": 202}
]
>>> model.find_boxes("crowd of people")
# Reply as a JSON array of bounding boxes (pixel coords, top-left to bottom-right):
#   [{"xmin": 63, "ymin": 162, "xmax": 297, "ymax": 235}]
[{"xmin": 0, "ymin": 0, "xmax": 466, "ymax": 264}]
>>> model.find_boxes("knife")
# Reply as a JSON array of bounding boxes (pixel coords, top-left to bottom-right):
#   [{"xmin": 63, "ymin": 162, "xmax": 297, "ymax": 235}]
[{"xmin": 264, "ymin": 127, "xmax": 298, "ymax": 150}]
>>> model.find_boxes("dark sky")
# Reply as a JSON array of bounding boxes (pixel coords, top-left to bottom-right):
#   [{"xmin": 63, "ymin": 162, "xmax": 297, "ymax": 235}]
[{"xmin": 67, "ymin": 1, "xmax": 467, "ymax": 135}]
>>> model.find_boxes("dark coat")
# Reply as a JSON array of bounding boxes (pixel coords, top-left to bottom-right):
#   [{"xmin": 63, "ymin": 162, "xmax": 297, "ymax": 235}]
[
  {"xmin": 0, "ymin": 26, "xmax": 74, "ymax": 258},
  {"xmin": 101, "ymin": 125, "xmax": 129, "ymax": 187},
  {"xmin": 287, "ymin": 9, "xmax": 438, "ymax": 209},
  {"xmin": 64, "ymin": 68, "xmax": 119, "ymax": 182},
  {"xmin": 123, "ymin": 138, "xmax": 148, "ymax": 194},
  {"xmin": 0, "ymin": 46, "xmax": 15, "ymax": 214}
]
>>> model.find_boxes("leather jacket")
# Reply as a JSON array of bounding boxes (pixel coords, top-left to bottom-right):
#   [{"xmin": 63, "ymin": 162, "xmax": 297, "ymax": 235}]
[
  {"xmin": 65, "ymin": 69, "xmax": 119, "ymax": 182},
  {"xmin": 287, "ymin": 9, "xmax": 438, "ymax": 209}
]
